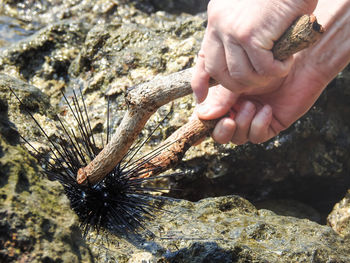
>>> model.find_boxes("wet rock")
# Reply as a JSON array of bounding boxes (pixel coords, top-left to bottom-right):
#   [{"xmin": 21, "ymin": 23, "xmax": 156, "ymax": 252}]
[
  {"xmin": 92, "ymin": 195, "xmax": 350, "ymax": 262},
  {"xmin": 146, "ymin": 0, "xmax": 210, "ymax": 14},
  {"xmin": 255, "ymin": 199, "xmax": 322, "ymax": 223},
  {"xmin": 0, "ymin": 15, "xmax": 36, "ymax": 48},
  {"xmin": 1, "ymin": 0, "xmax": 350, "ymax": 262},
  {"xmin": 0, "ymin": 0, "xmax": 120, "ymax": 34},
  {"xmin": 0, "ymin": 75, "xmax": 93, "ymax": 262},
  {"xmin": 0, "ymin": 20, "xmax": 87, "ymax": 105},
  {"xmin": 328, "ymin": 190, "xmax": 350, "ymax": 238},
  {"xmin": 69, "ymin": 12, "xmax": 205, "ymax": 89},
  {"xmin": 0, "ymin": 73, "xmax": 62, "ymax": 147},
  {"xmin": 0, "ymin": 0, "xmax": 206, "ymax": 128}
]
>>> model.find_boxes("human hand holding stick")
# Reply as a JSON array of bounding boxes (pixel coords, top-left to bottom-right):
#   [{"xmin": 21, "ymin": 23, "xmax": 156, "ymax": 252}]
[{"xmin": 77, "ymin": 15, "xmax": 324, "ymax": 185}]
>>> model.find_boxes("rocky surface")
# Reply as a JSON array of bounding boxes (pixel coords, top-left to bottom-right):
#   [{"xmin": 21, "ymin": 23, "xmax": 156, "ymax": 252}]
[
  {"xmin": 0, "ymin": 77, "xmax": 93, "ymax": 262},
  {"xmin": 1, "ymin": 0, "xmax": 350, "ymax": 262},
  {"xmin": 89, "ymin": 195, "xmax": 350, "ymax": 262},
  {"xmin": 328, "ymin": 190, "xmax": 350, "ymax": 238}
]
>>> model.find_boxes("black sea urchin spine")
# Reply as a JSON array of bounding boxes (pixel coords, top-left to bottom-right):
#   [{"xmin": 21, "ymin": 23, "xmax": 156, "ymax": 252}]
[{"xmin": 10, "ymin": 87, "xmax": 177, "ymax": 238}]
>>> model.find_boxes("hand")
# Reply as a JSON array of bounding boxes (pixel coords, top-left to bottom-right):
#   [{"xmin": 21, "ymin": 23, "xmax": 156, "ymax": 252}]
[
  {"xmin": 193, "ymin": 0, "xmax": 350, "ymax": 145},
  {"xmin": 196, "ymin": 21, "xmax": 350, "ymax": 144},
  {"xmin": 191, "ymin": 0, "xmax": 318, "ymax": 102},
  {"xmin": 195, "ymin": 53, "xmax": 326, "ymax": 144}
]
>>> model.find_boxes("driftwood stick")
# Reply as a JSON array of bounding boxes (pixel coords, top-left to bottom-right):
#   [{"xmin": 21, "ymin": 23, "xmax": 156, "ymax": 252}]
[
  {"xmin": 272, "ymin": 14, "xmax": 324, "ymax": 60},
  {"xmin": 136, "ymin": 117, "xmax": 218, "ymax": 178},
  {"xmin": 77, "ymin": 14, "xmax": 323, "ymax": 185},
  {"xmin": 77, "ymin": 68, "xmax": 195, "ymax": 184}
]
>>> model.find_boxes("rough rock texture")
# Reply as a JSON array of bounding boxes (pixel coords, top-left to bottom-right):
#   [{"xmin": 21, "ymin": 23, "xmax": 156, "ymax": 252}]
[
  {"xmin": 328, "ymin": 190, "xmax": 350, "ymax": 238},
  {"xmin": 1, "ymin": 0, "xmax": 350, "ymax": 262},
  {"xmin": 143, "ymin": 0, "xmax": 210, "ymax": 14},
  {"xmin": 0, "ymin": 77, "xmax": 93, "ymax": 262},
  {"xmin": 91, "ymin": 195, "xmax": 350, "ymax": 262}
]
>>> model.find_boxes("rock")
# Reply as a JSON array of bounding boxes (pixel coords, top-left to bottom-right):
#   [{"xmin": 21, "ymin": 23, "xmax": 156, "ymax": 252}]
[
  {"xmin": 0, "ymin": 73, "xmax": 59, "ymax": 143},
  {"xmin": 0, "ymin": 75, "xmax": 93, "ymax": 262},
  {"xmin": 1, "ymin": 1, "xmax": 350, "ymax": 262},
  {"xmin": 0, "ymin": 0, "xmax": 206, "ymax": 137},
  {"xmin": 91, "ymin": 195, "xmax": 350, "ymax": 262},
  {"xmin": 328, "ymin": 190, "xmax": 350, "ymax": 238},
  {"xmin": 0, "ymin": 20, "xmax": 87, "ymax": 105},
  {"xmin": 147, "ymin": 0, "xmax": 210, "ymax": 14},
  {"xmin": 255, "ymin": 199, "xmax": 322, "ymax": 223}
]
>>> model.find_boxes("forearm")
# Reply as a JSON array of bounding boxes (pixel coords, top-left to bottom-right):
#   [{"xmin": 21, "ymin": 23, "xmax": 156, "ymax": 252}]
[{"xmin": 307, "ymin": 0, "xmax": 350, "ymax": 84}]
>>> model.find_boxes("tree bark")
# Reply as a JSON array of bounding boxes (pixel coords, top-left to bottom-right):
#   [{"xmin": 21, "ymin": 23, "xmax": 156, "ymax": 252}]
[{"xmin": 77, "ymin": 14, "xmax": 324, "ymax": 185}]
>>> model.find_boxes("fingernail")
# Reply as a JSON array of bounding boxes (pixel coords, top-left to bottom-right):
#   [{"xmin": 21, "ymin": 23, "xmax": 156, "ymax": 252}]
[
  {"xmin": 262, "ymin": 104, "xmax": 272, "ymax": 116},
  {"xmin": 196, "ymin": 103, "xmax": 210, "ymax": 116},
  {"xmin": 242, "ymin": 101, "xmax": 255, "ymax": 114}
]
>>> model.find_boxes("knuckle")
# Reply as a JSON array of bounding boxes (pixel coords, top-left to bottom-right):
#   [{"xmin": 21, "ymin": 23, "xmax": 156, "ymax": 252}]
[
  {"xmin": 235, "ymin": 29, "xmax": 252, "ymax": 46},
  {"xmin": 227, "ymin": 70, "xmax": 250, "ymax": 85},
  {"xmin": 204, "ymin": 64, "xmax": 220, "ymax": 78},
  {"xmin": 232, "ymin": 21, "xmax": 255, "ymax": 46},
  {"xmin": 207, "ymin": 1, "xmax": 222, "ymax": 25}
]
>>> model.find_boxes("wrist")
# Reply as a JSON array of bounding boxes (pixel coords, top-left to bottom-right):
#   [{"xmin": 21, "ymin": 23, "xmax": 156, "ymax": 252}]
[{"xmin": 302, "ymin": 0, "xmax": 350, "ymax": 87}]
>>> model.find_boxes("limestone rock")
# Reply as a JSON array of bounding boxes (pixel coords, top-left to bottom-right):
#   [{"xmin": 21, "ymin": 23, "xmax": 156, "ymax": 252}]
[
  {"xmin": 93, "ymin": 195, "xmax": 350, "ymax": 262},
  {"xmin": 0, "ymin": 75, "xmax": 93, "ymax": 262},
  {"xmin": 328, "ymin": 190, "xmax": 350, "ymax": 238},
  {"xmin": 1, "ymin": 1, "xmax": 350, "ymax": 262}
]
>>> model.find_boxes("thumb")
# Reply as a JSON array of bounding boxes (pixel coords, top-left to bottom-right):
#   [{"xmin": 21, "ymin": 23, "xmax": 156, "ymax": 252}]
[
  {"xmin": 191, "ymin": 50, "xmax": 210, "ymax": 103},
  {"xmin": 195, "ymin": 85, "xmax": 239, "ymax": 120}
]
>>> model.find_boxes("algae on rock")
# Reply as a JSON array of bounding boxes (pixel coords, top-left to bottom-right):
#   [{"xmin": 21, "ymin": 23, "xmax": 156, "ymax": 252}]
[
  {"xmin": 1, "ymin": 0, "xmax": 350, "ymax": 262},
  {"xmin": 91, "ymin": 195, "xmax": 350, "ymax": 262},
  {"xmin": 0, "ymin": 75, "xmax": 93, "ymax": 262}
]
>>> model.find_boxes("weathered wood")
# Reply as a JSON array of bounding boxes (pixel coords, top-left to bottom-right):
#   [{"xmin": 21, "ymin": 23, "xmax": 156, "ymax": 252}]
[
  {"xmin": 272, "ymin": 14, "xmax": 324, "ymax": 60},
  {"xmin": 136, "ymin": 117, "xmax": 217, "ymax": 178},
  {"xmin": 77, "ymin": 14, "xmax": 323, "ymax": 185}
]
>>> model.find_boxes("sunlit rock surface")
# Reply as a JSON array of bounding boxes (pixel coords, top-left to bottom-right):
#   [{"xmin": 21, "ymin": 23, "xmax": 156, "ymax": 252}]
[{"xmin": 1, "ymin": 0, "xmax": 350, "ymax": 262}]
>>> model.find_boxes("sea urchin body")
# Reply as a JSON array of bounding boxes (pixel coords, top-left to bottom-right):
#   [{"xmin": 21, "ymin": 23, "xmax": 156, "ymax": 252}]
[{"xmin": 10, "ymin": 87, "xmax": 172, "ymax": 238}]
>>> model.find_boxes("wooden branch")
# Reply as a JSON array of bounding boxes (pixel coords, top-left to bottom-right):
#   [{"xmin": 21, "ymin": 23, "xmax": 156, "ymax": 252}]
[
  {"xmin": 135, "ymin": 117, "xmax": 218, "ymax": 178},
  {"xmin": 77, "ymin": 68, "xmax": 196, "ymax": 184},
  {"xmin": 77, "ymin": 14, "xmax": 323, "ymax": 185},
  {"xmin": 272, "ymin": 14, "xmax": 324, "ymax": 60}
]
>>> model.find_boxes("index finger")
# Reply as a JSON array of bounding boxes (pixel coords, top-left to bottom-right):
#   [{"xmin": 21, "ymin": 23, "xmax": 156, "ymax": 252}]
[{"xmin": 191, "ymin": 50, "xmax": 210, "ymax": 103}]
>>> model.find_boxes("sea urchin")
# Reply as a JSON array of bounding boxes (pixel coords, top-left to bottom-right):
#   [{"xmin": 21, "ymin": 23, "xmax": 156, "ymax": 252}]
[{"xmin": 10, "ymin": 87, "xmax": 174, "ymax": 238}]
